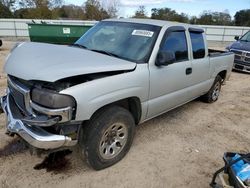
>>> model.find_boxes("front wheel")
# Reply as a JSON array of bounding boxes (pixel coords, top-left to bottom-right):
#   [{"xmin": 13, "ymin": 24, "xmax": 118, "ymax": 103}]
[
  {"xmin": 79, "ymin": 106, "xmax": 135, "ymax": 170},
  {"xmin": 201, "ymin": 75, "xmax": 223, "ymax": 103}
]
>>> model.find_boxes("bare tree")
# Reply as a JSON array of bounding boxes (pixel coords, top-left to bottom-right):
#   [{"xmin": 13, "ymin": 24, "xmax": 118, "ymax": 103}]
[
  {"xmin": 18, "ymin": 0, "xmax": 46, "ymax": 8},
  {"xmin": 133, "ymin": 6, "xmax": 147, "ymax": 18},
  {"xmin": 53, "ymin": 4, "xmax": 85, "ymax": 19},
  {"xmin": 18, "ymin": 0, "xmax": 63, "ymax": 9},
  {"xmin": 101, "ymin": 0, "xmax": 118, "ymax": 18},
  {"xmin": 0, "ymin": 0, "xmax": 13, "ymax": 17},
  {"xmin": 84, "ymin": 0, "xmax": 114, "ymax": 20},
  {"xmin": 49, "ymin": 0, "xmax": 63, "ymax": 8},
  {"xmin": 0, "ymin": 0, "xmax": 16, "ymax": 11},
  {"xmin": 0, "ymin": 0, "xmax": 15, "ymax": 7}
]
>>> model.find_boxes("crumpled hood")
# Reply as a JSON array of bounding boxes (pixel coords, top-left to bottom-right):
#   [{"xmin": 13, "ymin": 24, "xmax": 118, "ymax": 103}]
[
  {"xmin": 4, "ymin": 42, "xmax": 136, "ymax": 82},
  {"xmin": 230, "ymin": 40, "xmax": 250, "ymax": 51}
]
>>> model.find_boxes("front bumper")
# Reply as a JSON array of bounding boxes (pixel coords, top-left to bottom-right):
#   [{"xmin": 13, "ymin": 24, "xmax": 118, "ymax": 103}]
[
  {"xmin": 230, "ymin": 49, "xmax": 250, "ymax": 73},
  {"xmin": 0, "ymin": 94, "xmax": 77, "ymax": 150},
  {"xmin": 233, "ymin": 63, "xmax": 250, "ymax": 73}
]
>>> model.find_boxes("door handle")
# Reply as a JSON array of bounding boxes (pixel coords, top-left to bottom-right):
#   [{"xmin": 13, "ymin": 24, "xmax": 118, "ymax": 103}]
[{"xmin": 186, "ymin": 67, "xmax": 192, "ymax": 75}]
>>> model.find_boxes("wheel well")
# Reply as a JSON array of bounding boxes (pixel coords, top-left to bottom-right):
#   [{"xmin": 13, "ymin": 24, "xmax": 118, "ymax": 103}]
[
  {"xmin": 218, "ymin": 70, "xmax": 227, "ymax": 82},
  {"xmin": 92, "ymin": 97, "xmax": 142, "ymax": 125}
]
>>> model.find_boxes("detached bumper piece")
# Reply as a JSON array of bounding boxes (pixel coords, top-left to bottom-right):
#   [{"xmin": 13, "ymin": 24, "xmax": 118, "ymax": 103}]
[{"xmin": 0, "ymin": 94, "xmax": 77, "ymax": 150}]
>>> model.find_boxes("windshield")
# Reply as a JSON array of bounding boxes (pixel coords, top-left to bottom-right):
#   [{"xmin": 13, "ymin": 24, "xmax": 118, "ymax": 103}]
[
  {"xmin": 75, "ymin": 21, "xmax": 161, "ymax": 63},
  {"xmin": 240, "ymin": 31, "xmax": 250, "ymax": 42}
]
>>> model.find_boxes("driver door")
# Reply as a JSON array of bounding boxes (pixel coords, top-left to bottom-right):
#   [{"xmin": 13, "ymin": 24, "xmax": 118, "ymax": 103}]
[{"xmin": 147, "ymin": 26, "xmax": 192, "ymax": 119}]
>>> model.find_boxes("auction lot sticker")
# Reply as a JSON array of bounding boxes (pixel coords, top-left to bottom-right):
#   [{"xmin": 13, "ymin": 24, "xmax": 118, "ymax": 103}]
[{"xmin": 132, "ymin": 30, "xmax": 154, "ymax": 37}]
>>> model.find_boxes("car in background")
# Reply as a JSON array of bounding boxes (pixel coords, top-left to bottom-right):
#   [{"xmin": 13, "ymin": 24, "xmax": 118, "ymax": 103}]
[{"xmin": 226, "ymin": 30, "xmax": 250, "ymax": 73}]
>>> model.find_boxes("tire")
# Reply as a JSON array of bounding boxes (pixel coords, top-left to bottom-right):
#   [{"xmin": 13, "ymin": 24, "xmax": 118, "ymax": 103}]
[
  {"xmin": 201, "ymin": 75, "xmax": 223, "ymax": 103},
  {"xmin": 79, "ymin": 106, "xmax": 135, "ymax": 170},
  {"xmin": 0, "ymin": 40, "xmax": 2, "ymax": 47}
]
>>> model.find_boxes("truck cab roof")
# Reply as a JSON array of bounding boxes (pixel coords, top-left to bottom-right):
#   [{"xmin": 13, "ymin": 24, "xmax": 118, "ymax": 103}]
[{"xmin": 104, "ymin": 18, "xmax": 204, "ymax": 31}]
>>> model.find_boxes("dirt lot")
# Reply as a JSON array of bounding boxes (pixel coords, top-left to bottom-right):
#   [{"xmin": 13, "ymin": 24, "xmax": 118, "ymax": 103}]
[{"xmin": 0, "ymin": 41, "xmax": 250, "ymax": 188}]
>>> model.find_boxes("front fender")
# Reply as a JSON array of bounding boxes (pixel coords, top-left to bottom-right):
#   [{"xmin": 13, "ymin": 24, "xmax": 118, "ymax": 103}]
[{"xmin": 60, "ymin": 64, "xmax": 149, "ymax": 121}]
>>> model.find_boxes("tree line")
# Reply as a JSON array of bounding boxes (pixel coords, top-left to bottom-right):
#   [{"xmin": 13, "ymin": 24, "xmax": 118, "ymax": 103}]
[
  {"xmin": 133, "ymin": 6, "xmax": 250, "ymax": 27},
  {"xmin": 0, "ymin": 0, "xmax": 250, "ymax": 27},
  {"xmin": 0, "ymin": 0, "xmax": 118, "ymax": 20}
]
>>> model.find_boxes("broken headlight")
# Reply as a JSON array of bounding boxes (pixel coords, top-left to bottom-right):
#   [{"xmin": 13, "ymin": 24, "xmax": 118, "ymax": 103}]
[{"xmin": 31, "ymin": 88, "xmax": 76, "ymax": 109}]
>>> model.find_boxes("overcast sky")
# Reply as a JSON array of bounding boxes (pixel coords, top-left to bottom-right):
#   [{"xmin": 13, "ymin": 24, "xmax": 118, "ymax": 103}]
[{"xmin": 65, "ymin": 0, "xmax": 250, "ymax": 17}]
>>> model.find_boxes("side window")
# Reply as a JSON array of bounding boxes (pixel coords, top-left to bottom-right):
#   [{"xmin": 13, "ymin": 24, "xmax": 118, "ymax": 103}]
[
  {"xmin": 161, "ymin": 31, "xmax": 188, "ymax": 62},
  {"xmin": 190, "ymin": 32, "xmax": 205, "ymax": 59}
]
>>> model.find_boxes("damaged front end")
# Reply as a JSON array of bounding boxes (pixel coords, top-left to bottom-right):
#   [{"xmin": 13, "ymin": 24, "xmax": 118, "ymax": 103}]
[{"xmin": 0, "ymin": 75, "xmax": 79, "ymax": 150}]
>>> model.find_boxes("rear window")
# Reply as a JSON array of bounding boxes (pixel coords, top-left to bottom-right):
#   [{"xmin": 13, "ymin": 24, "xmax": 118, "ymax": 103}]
[{"xmin": 190, "ymin": 32, "xmax": 205, "ymax": 59}]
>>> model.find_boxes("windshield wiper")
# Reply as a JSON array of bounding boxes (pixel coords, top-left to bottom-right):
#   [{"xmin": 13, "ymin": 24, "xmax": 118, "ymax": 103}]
[
  {"xmin": 89, "ymin": 49, "xmax": 120, "ymax": 58},
  {"xmin": 71, "ymin": 45, "xmax": 122, "ymax": 59},
  {"xmin": 71, "ymin": 43, "xmax": 88, "ymax": 49}
]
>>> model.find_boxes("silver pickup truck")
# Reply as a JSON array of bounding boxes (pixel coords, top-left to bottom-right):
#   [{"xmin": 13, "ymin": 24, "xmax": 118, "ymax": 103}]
[{"xmin": 0, "ymin": 19, "xmax": 234, "ymax": 170}]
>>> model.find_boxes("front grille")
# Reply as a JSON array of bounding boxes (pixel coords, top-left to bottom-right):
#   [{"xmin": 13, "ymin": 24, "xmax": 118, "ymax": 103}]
[
  {"xmin": 234, "ymin": 60, "xmax": 250, "ymax": 67},
  {"xmin": 231, "ymin": 49, "xmax": 250, "ymax": 65},
  {"xmin": 235, "ymin": 55, "xmax": 241, "ymax": 60},
  {"xmin": 7, "ymin": 76, "xmax": 31, "ymax": 115},
  {"xmin": 234, "ymin": 64, "xmax": 244, "ymax": 70},
  {"xmin": 8, "ymin": 82, "xmax": 26, "ymax": 111}
]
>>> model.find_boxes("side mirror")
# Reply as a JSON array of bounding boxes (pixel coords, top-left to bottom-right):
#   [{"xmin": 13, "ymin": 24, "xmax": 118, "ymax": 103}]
[
  {"xmin": 234, "ymin": 36, "xmax": 239, "ymax": 41},
  {"xmin": 155, "ymin": 51, "xmax": 176, "ymax": 66}
]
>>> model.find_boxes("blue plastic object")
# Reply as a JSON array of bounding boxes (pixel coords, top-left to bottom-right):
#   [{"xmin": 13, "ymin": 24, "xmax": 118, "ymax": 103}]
[{"xmin": 232, "ymin": 154, "xmax": 250, "ymax": 182}]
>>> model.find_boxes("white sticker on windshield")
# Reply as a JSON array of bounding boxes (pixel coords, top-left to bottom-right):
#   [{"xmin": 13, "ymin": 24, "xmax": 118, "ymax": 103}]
[{"xmin": 132, "ymin": 30, "xmax": 154, "ymax": 37}]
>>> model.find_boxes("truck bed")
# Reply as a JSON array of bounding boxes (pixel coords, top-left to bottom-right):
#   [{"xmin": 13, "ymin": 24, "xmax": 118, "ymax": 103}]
[
  {"xmin": 208, "ymin": 49, "xmax": 233, "ymax": 57},
  {"xmin": 208, "ymin": 49, "xmax": 234, "ymax": 81}
]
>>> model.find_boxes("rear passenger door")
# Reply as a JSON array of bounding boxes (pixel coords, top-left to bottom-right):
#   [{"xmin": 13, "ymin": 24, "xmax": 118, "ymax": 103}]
[{"xmin": 187, "ymin": 28, "xmax": 211, "ymax": 98}]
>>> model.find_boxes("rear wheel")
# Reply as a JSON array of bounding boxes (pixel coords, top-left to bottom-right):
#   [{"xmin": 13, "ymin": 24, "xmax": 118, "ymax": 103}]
[
  {"xmin": 79, "ymin": 106, "xmax": 135, "ymax": 170},
  {"xmin": 201, "ymin": 75, "xmax": 223, "ymax": 103}
]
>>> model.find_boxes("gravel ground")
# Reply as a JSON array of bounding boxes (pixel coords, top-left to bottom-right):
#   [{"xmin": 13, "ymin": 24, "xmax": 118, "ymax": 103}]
[{"xmin": 0, "ymin": 41, "xmax": 249, "ymax": 188}]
